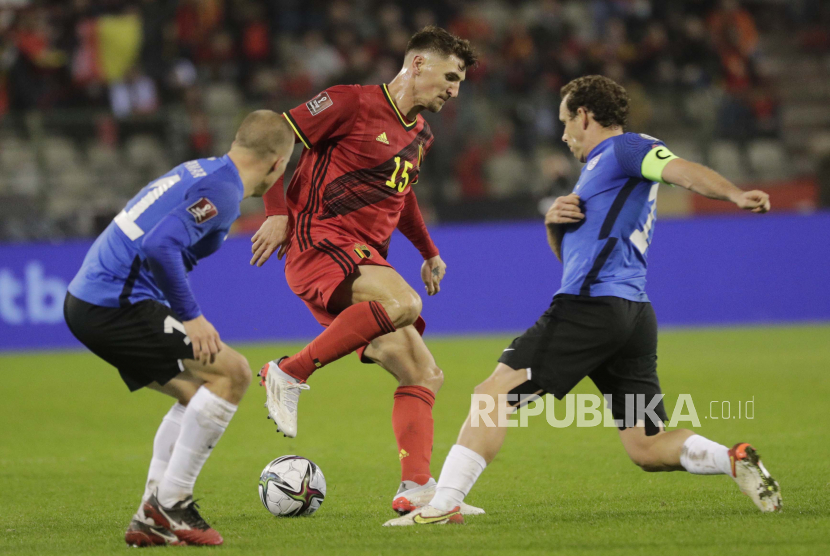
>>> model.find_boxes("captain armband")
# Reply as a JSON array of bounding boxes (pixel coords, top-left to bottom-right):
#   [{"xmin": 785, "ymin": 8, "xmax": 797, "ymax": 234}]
[{"xmin": 641, "ymin": 146, "xmax": 679, "ymax": 184}]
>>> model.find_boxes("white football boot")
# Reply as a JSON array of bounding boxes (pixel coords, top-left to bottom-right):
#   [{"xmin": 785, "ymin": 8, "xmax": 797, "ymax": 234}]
[
  {"xmin": 259, "ymin": 359, "xmax": 309, "ymax": 438},
  {"xmin": 384, "ymin": 504, "xmax": 465, "ymax": 526},
  {"xmin": 392, "ymin": 478, "xmax": 485, "ymax": 516},
  {"xmin": 728, "ymin": 442, "xmax": 782, "ymax": 512}
]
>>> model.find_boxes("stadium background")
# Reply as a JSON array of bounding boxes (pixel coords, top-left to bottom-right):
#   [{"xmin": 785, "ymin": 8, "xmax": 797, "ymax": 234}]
[
  {"xmin": 1, "ymin": 2, "xmax": 829, "ymax": 554},
  {"xmin": 1, "ymin": 0, "xmax": 829, "ymax": 347}
]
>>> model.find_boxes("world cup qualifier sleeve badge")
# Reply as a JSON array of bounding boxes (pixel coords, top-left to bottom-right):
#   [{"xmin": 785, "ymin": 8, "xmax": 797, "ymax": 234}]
[
  {"xmin": 187, "ymin": 198, "xmax": 219, "ymax": 224},
  {"xmin": 306, "ymin": 91, "xmax": 333, "ymax": 116}
]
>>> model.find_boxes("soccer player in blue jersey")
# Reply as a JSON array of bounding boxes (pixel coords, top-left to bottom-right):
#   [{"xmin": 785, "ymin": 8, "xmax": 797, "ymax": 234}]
[
  {"xmin": 64, "ymin": 110, "xmax": 295, "ymax": 546},
  {"xmin": 386, "ymin": 75, "xmax": 781, "ymax": 526}
]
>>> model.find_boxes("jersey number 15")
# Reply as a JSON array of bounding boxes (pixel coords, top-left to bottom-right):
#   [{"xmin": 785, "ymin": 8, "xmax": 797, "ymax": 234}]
[{"xmin": 386, "ymin": 156, "xmax": 413, "ymax": 193}]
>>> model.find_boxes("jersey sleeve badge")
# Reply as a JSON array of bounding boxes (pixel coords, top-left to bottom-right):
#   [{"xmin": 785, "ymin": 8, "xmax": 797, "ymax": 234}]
[
  {"xmin": 353, "ymin": 243, "xmax": 372, "ymax": 259},
  {"xmin": 187, "ymin": 198, "xmax": 219, "ymax": 224},
  {"xmin": 306, "ymin": 91, "xmax": 334, "ymax": 116}
]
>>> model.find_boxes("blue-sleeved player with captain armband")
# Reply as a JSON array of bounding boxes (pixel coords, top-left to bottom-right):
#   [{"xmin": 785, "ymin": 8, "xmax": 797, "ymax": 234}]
[
  {"xmin": 64, "ymin": 111, "xmax": 295, "ymax": 546},
  {"xmin": 386, "ymin": 75, "xmax": 781, "ymax": 527}
]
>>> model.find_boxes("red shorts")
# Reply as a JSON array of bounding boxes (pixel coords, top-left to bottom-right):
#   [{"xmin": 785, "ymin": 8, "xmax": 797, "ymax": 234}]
[{"xmin": 284, "ymin": 233, "xmax": 425, "ymax": 362}]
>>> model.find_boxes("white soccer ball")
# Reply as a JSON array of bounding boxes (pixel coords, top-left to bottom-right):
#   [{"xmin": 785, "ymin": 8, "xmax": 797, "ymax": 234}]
[{"xmin": 258, "ymin": 455, "xmax": 326, "ymax": 517}]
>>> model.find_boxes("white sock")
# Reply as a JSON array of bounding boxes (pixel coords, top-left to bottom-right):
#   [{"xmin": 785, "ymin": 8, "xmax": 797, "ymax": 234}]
[
  {"xmin": 679, "ymin": 434, "xmax": 732, "ymax": 475},
  {"xmin": 430, "ymin": 444, "xmax": 487, "ymax": 511},
  {"xmin": 157, "ymin": 387, "xmax": 237, "ymax": 507},
  {"xmin": 138, "ymin": 402, "xmax": 186, "ymax": 514}
]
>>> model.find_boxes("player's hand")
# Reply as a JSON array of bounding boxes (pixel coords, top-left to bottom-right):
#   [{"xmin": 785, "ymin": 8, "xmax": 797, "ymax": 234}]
[
  {"xmin": 545, "ymin": 193, "xmax": 584, "ymax": 225},
  {"xmin": 183, "ymin": 315, "xmax": 222, "ymax": 365},
  {"xmin": 421, "ymin": 255, "xmax": 447, "ymax": 296},
  {"xmin": 735, "ymin": 190, "xmax": 771, "ymax": 213},
  {"xmin": 251, "ymin": 215, "xmax": 291, "ymax": 266}
]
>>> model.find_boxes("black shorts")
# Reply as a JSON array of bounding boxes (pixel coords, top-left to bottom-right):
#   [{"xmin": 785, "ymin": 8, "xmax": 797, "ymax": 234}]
[
  {"xmin": 498, "ymin": 294, "xmax": 667, "ymax": 434},
  {"xmin": 64, "ymin": 293, "xmax": 193, "ymax": 392}
]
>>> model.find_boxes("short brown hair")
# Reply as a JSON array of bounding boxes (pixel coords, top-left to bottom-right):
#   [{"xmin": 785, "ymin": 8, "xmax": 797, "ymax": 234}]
[
  {"xmin": 406, "ymin": 25, "xmax": 478, "ymax": 70},
  {"xmin": 561, "ymin": 75, "xmax": 629, "ymax": 129},
  {"xmin": 235, "ymin": 110, "xmax": 294, "ymax": 158}
]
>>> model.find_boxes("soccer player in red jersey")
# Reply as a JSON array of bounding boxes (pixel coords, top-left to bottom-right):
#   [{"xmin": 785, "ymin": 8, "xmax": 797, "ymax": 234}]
[{"xmin": 249, "ymin": 27, "xmax": 481, "ymax": 514}]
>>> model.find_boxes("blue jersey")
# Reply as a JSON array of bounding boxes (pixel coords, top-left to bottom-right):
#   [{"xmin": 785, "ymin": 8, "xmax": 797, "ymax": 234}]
[
  {"xmin": 68, "ymin": 155, "xmax": 243, "ymax": 319},
  {"xmin": 557, "ymin": 132, "xmax": 677, "ymax": 302}
]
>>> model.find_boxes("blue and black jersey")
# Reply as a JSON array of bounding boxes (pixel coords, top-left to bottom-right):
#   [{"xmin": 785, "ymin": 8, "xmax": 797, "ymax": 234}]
[
  {"xmin": 557, "ymin": 132, "xmax": 678, "ymax": 302},
  {"xmin": 68, "ymin": 155, "xmax": 243, "ymax": 321}
]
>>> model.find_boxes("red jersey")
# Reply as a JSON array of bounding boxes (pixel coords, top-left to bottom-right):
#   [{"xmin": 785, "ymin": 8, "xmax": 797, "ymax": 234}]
[{"xmin": 263, "ymin": 84, "xmax": 438, "ymax": 259}]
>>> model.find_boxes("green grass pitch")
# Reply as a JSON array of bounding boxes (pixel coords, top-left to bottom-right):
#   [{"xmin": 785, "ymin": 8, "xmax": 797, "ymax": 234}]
[{"xmin": 1, "ymin": 325, "xmax": 829, "ymax": 555}]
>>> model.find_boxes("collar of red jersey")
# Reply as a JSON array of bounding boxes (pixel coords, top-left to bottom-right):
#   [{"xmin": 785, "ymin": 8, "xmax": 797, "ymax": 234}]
[{"xmin": 382, "ymin": 84, "xmax": 417, "ymax": 130}]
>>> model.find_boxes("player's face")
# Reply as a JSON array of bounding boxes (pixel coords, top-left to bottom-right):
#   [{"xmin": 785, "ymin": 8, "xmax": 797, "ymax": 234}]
[
  {"xmin": 414, "ymin": 53, "xmax": 466, "ymax": 113},
  {"xmin": 560, "ymin": 96, "xmax": 588, "ymax": 163}
]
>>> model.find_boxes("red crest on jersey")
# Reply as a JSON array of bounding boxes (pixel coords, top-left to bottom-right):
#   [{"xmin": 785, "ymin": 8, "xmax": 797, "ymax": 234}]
[
  {"xmin": 187, "ymin": 197, "xmax": 218, "ymax": 224},
  {"xmin": 353, "ymin": 243, "xmax": 372, "ymax": 259}
]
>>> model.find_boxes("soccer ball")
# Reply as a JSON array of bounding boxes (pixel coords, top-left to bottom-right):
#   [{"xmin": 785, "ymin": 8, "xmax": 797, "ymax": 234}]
[{"xmin": 258, "ymin": 455, "xmax": 326, "ymax": 517}]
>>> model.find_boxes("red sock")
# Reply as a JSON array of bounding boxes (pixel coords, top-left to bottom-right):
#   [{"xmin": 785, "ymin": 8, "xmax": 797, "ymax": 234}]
[
  {"xmin": 393, "ymin": 385, "xmax": 435, "ymax": 485},
  {"xmin": 281, "ymin": 301, "xmax": 395, "ymax": 381}
]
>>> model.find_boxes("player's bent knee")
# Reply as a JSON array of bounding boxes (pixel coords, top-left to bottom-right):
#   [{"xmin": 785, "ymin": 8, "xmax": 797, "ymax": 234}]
[
  {"xmin": 401, "ymin": 294, "xmax": 423, "ymax": 327},
  {"xmin": 224, "ymin": 352, "xmax": 252, "ymax": 394},
  {"xmin": 174, "ymin": 385, "xmax": 197, "ymax": 406},
  {"xmin": 421, "ymin": 363, "xmax": 444, "ymax": 392},
  {"xmin": 233, "ymin": 359, "xmax": 253, "ymax": 391},
  {"xmin": 396, "ymin": 358, "xmax": 443, "ymax": 392},
  {"xmin": 473, "ymin": 377, "xmax": 500, "ymax": 401},
  {"xmin": 378, "ymin": 289, "xmax": 421, "ymax": 328},
  {"xmin": 432, "ymin": 365, "xmax": 444, "ymax": 388}
]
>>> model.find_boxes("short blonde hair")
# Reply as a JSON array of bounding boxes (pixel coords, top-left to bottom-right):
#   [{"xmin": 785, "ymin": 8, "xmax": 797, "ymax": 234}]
[{"xmin": 235, "ymin": 110, "xmax": 294, "ymax": 158}]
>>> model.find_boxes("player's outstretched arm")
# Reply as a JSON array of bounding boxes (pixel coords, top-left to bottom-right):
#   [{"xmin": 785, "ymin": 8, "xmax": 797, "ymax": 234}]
[
  {"xmin": 544, "ymin": 193, "xmax": 583, "ymax": 262},
  {"xmin": 661, "ymin": 158, "xmax": 771, "ymax": 213}
]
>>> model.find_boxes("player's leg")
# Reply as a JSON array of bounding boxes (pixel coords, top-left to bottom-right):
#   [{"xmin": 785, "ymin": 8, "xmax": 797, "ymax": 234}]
[
  {"xmin": 384, "ymin": 363, "xmax": 537, "ymax": 525},
  {"xmin": 385, "ymin": 296, "xmax": 623, "ymax": 526},
  {"xmin": 123, "ymin": 378, "xmax": 199, "ymax": 547},
  {"xmin": 604, "ymin": 302, "xmax": 781, "ymax": 511},
  {"xmin": 280, "ymin": 264, "xmax": 421, "ymax": 381},
  {"xmin": 262, "ymin": 263, "xmax": 421, "ymax": 437},
  {"xmin": 136, "ymin": 379, "xmax": 199, "ymax": 513},
  {"xmin": 596, "ymin": 302, "xmax": 725, "ymax": 472},
  {"xmin": 430, "ymin": 364, "xmax": 537, "ymax": 508},
  {"xmin": 619, "ymin": 425, "xmax": 699, "ymax": 470},
  {"xmin": 64, "ymin": 296, "xmax": 208, "ymax": 545},
  {"xmin": 360, "ymin": 326, "xmax": 444, "ymax": 511},
  {"xmin": 364, "ymin": 325, "xmax": 443, "ymax": 480},
  {"xmin": 617, "ymin": 424, "xmax": 780, "ymax": 511},
  {"xmin": 143, "ymin": 345, "xmax": 252, "ymax": 545},
  {"xmin": 157, "ymin": 347, "xmax": 251, "ymax": 501},
  {"xmin": 438, "ymin": 295, "xmax": 624, "ymax": 467},
  {"xmin": 602, "ymin": 301, "xmax": 728, "ymax": 472}
]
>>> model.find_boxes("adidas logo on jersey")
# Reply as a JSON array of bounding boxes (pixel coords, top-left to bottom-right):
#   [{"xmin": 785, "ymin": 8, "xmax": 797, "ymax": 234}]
[{"xmin": 376, "ymin": 132, "xmax": 389, "ymax": 145}]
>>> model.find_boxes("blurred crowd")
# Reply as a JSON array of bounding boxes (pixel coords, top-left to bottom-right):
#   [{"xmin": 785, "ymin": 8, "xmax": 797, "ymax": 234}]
[{"xmin": 1, "ymin": 0, "xmax": 830, "ymax": 240}]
